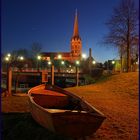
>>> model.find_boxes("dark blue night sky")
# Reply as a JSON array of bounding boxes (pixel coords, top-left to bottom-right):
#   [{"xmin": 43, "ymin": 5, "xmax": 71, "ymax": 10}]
[{"xmin": 1, "ymin": 0, "xmax": 139, "ymax": 63}]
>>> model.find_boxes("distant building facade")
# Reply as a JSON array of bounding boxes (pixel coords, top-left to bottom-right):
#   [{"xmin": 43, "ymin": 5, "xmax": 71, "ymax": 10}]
[{"xmin": 41, "ymin": 11, "xmax": 82, "ymax": 62}]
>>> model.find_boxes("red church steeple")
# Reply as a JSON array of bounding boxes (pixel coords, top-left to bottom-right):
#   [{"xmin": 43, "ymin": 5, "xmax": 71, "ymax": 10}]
[
  {"xmin": 73, "ymin": 9, "xmax": 79, "ymax": 37},
  {"xmin": 71, "ymin": 10, "xmax": 82, "ymax": 59}
]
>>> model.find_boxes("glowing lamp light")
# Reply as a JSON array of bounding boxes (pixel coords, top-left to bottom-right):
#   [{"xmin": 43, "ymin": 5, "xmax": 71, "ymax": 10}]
[
  {"xmin": 92, "ymin": 60, "xmax": 96, "ymax": 64},
  {"xmin": 58, "ymin": 54, "xmax": 62, "ymax": 59},
  {"xmin": 5, "ymin": 57, "xmax": 10, "ymax": 61},
  {"xmin": 112, "ymin": 60, "xmax": 115, "ymax": 64},
  {"xmin": 37, "ymin": 55, "xmax": 41, "ymax": 60},
  {"xmin": 7, "ymin": 53, "xmax": 11, "ymax": 57},
  {"xmin": 48, "ymin": 61, "xmax": 52, "ymax": 65},
  {"xmin": 19, "ymin": 56, "xmax": 24, "ymax": 60},
  {"xmin": 82, "ymin": 53, "xmax": 87, "ymax": 59},
  {"xmin": 76, "ymin": 60, "xmax": 80, "ymax": 65},
  {"xmin": 61, "ymin": 61, "xmax": 65, "ymax": 65}
]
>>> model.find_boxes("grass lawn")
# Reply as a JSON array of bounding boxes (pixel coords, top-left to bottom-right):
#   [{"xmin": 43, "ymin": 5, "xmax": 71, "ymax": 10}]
[{"xmin": 1, "ymin": 72, "xmax": 138, "ymax": 140}]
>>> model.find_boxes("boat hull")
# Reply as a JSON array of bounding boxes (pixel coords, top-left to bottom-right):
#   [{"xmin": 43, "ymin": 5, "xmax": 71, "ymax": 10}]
[{"xmin": 28, "ymin": 84, "xmax": 106, "ymax": 138}]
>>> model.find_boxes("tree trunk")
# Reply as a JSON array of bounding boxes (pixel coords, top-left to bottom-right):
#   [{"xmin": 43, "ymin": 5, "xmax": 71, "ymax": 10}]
[
  {"xmin": 126, "ymin": 19, "xmax": 131, "ymax": 72},
  {"xmin": 120, "ymin": 46, "xmax": 123, "ymax": 73},
  {"xmin": 120, "ymin": 55, "xmax": 123, "ymax": 73}
]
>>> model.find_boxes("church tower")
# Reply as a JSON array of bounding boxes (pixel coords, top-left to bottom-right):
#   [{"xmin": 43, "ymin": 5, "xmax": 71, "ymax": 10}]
[{"xmin": 70, "ymin": 10, "xmax": 82, "ymax": 59}]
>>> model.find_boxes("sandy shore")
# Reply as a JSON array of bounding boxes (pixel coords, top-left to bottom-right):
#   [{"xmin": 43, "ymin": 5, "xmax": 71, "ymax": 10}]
[{"xmin": 2, "ymin": 72, "xmax": 138, "ymax": 140}]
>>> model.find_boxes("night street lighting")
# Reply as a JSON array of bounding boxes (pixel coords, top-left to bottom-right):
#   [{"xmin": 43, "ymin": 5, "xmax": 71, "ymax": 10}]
[
  {"xmin": 37, "ymin": 55, "xmax": 41, "ymax": 60},
  {"xmin": 5, "ymin": 53, "xmax": 11, "ymax": 62},
  {"xmin": 4, "ymin": 53, "xmax": 25, "ymax": 95},
  {"xmin": 58, "ymin": 54, "xmax": 62, "ymax": 59},
  {"xmin": 82, "ymin": 53, "xmax": 87, "ymax": 59},
  {"xmin": 7, "ymin": 53, "xmax": 11, "ymax": 57},
  {"xmin": 48, "ymin": 61, "xmax": 52, "ymax": 65},
  {"xmin": 37, "ymin": 55, "xmax": 41, "ymax": 71},
  {"xmin": 75, "ymin": 60, "xmax": 80, "ymax": 86},
  {"xmin": 61, "ymin": 61, "xmax": 65, "ymax": 65},
  {"xmin": 48, "ymin": 60, "xmax": 54, "ymax": 85},
  {"xmin": 92, "ymin": 60, "xmax": 96, "ymax": 64},
  {"xmin": 112, "ymin": 60, "xmax": 115, "ymax": 64},
  {"xmin": 76, "ymin": 60, "xmax": 80, "ymax": 65},
  {"xmin": 112, "ymin": 60, "xmax": 115, "ymax": 72},
  {"xmin": 5, "ymin": 57, "xmax": 10, "ymax": 61},
  {"xmin": 19, "ymin": 56, "xmax": 24, "ymax": 61}
]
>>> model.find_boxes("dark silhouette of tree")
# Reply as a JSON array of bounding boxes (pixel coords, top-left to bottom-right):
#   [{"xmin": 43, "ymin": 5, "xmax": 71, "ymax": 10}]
[
  {"xmin": 31, "ymin": 42, "xmax": 42, "ymax": 58},
  {"xmin": 104, "ymin": 0, "xmax": 138, "ymax": 72},
  {"xmin": 30, "ymin": 42, "xmax": 42, "ymax": 69},
  {"xmin": 12, "ymin": 49, "xmax": 29, "ymax": 59}
]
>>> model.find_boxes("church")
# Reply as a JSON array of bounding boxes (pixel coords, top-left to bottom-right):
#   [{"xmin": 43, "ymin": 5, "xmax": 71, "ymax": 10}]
[{"xmin": 40, "ymin": 11, "xmax": 82, "ymax": 63}]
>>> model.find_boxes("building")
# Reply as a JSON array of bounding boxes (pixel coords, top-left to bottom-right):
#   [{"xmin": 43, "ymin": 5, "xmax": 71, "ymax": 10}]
[{"xmin": 41, "ymin": 10, "xmax": 82, "ymax": 63}]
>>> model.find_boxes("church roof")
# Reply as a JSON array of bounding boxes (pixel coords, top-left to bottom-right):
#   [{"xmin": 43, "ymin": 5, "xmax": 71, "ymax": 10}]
[{"xmin": 40, "ymin": 52, "xmax": 71, "ymax": 57}]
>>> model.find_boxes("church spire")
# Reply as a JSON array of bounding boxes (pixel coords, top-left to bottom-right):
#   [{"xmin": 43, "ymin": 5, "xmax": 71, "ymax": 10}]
[
  {"xmin": 70, "ymin": 10, "xmax": 82, "ymax": 59},
  {"xmin": 73, "ymin": 9, "xmax": 79, "ymax": 37}
]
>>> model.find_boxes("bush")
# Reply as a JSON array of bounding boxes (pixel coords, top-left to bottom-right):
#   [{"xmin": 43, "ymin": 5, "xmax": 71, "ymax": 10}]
[
  {"xmin": 84, "ymin": 74, "xmax": 95, "ymax": 85},
  {"xmin": 90, "ymin": 68, "xmax": 103, "ymax": 79}
]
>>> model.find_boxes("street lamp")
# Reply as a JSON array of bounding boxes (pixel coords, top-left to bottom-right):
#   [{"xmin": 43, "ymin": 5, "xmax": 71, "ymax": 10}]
[
  {"xmin": 92, "ymin": 60, "xmax": 96, "ymax": 65},
  {"xmin": 82, "ymin": 53, "xmax": 87, "ymax": 59},
  {"xmin": 60, "ymin": 61, "xmax": 65, "ymax": 72},
  {"xmin": 4, "ymin": 53, "xmax": 26, "ymax": 95},
  {"xmin": 37, "ymin": 55, "xmax": 41, "ymax": 60},
  {"xmin": 5, "ymin": 56, "xmax": 10, "ymax": 92},
  {"xmin": 112, "ymin": 60, "xmax": 115, "ymax": 64},
  {"xmin": 75, "ymin": 60, "xmax": 80, "ymax": 86},
  {"xmin": 61, "ymin": 61, "xmax": 65, "ymax": 65},
  {"xmin": 48, "ymin": 61, "xmax": 52, "ymax": 65},
  {"xmin": 4, "ymin": 53, "xmax": 12, "ymax": 96},
  {"xmin": 37, "ymin": 55, "xmax": 41, "ymax": 71},
  {"xmin": 7, "ymin": 53, "xmax": 11, "ymax": 57},
  {"xmin": 112, "ymin": 60, "xmax": 115, "ymax": 72},
  {"xmin": 58, "ymin": 54, "xmax": 62, "ymax": 59},
  {"xmin": 76, "ymin": 60, "xmax": 80, "ymax": 65},
  {"xmin": 5, "ymin": 57, "xmax": 10, "ymax": 62},
  {"xmin": 47, "ymin": 60, "xmax": 54, "ymax": 85},
  {"xmin": 5, "ymin": 53, "xmax": 11, "ymax": 62},
  {"xmin": 19, "ymin": 56, "xmax": 24, "ymax": 60}
]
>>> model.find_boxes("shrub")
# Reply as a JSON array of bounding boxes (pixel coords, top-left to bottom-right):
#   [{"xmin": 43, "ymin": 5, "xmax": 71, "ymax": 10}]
[
  {"xmin": 90, "ymin": 68, "xmax": 103, "ymax": 79},
  {"xmin": 83, "ymin": 74, "xmax": 95, "ymax": 85}
]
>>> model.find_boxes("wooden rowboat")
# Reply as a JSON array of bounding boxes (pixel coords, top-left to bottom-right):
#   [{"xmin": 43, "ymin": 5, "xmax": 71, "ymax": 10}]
[{"xmin": 28, "ymin": 84, "xmax": 106, "ymax": 138}]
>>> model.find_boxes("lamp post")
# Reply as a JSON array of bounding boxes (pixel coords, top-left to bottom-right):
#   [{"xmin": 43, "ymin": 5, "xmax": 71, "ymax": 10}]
[
  {"xmin": 37, "ymin": 55, "xmax": 41, "ymax": 72},
  {"xmin": 51, "ymin": 63, "xmax": 54, "ymax": 86},
  {"xmin": 75, "ymin": 60, "xmax": 80, "ymax": 86},
  {"xmin": 61, "ymin": 61, "xmax": 65, "ymax": 72},
  {"xmin": 4, "ymin": 54, "xmax": 25, "ymax": 95},
  {"xmin": 112, "ymin": 60, "xmax": 115, "ymax": 73},
  {"xmin": 5, "ymin": 54, "xmax": 12, "ymax": 96},
  {"xmin": 48, "ymin": 61, "xmax": 54, "ymax": 85},
  {"xmin": 92, "ymin": 60, "xmax": 96, "ymax": 65},
  {"xmin": 82, "ymin": 53, "xmax": 87, "ymax": 60},
  {"xmin": 92, "ymin": 60, "xmax": 96, "ymax": 69},
  {"xmin": 57, "ymin": 54, "xmax": 62, "ymax": 73},
  {"xmin": 15, "ymin": 56, "xmax": 24, "ymax": 93}
]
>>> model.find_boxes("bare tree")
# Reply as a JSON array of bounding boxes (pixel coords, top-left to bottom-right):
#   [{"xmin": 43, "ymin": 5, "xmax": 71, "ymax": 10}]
[
  {"xmin": 31, "ymin": 42, "xmax": 42, "ymax": 58},
  {"xmin": 104, "ymin": 0, "xmax": 138, "ymax": 72}
]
